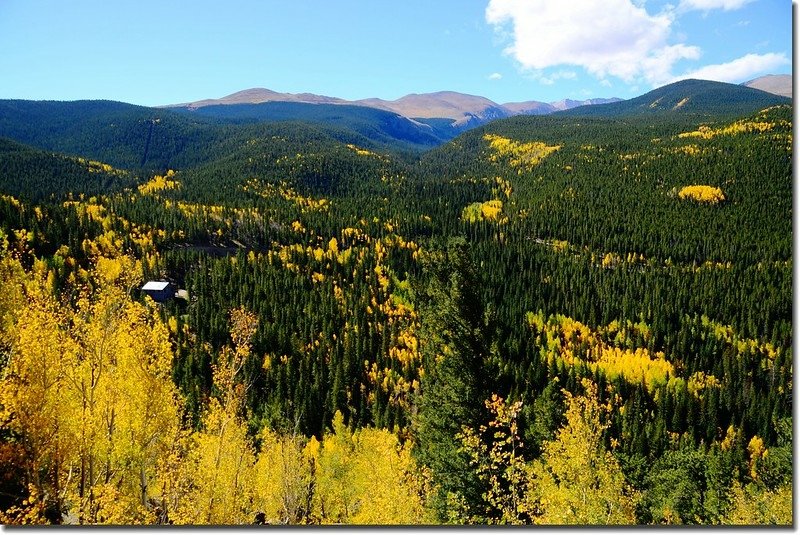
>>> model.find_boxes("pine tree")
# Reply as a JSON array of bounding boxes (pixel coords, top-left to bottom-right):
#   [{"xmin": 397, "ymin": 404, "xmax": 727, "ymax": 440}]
[{"xmin": 412, "ymin": 237, "xmax": 491, "ymax": 522}]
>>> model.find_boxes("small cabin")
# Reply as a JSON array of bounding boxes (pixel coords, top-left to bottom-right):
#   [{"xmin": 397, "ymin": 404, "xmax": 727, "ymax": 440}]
[{"xmin": 141, "ymin": 281, "xmax": 176, "ymax": 303}]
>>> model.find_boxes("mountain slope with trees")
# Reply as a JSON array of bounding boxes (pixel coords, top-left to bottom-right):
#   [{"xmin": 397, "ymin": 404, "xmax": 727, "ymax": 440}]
[
  {"xmin": 558, "ymin": 79, "xmax": 790, "ymax": 118},
  {"xmin": 0, "ymin": 81, "xmax": 792, "ymax": 525}
]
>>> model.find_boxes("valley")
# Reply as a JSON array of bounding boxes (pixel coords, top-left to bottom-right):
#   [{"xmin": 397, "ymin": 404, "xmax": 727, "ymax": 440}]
[{"xmin": 0, "ymin": 78, "xmax": 792, "ymax": 525}]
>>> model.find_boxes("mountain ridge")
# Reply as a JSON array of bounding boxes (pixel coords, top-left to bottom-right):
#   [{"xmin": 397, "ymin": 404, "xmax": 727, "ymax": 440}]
[
  {"xmin": 556, "ymin": 78, "xmax": 790, "ymax": 118},
  {"xmin": 167, "ymin": 75, "xmax": 789, "ymax": 123},
  {"xmin": 0, "ymin": 78, "xmax": 790, "ymax": 168},
  {"xmin": 166, "ymin": 89, "xmax": 623, "ymax": 122}
]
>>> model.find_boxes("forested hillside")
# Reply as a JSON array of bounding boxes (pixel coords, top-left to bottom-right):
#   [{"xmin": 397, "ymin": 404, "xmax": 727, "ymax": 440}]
[
  {"xmin": 170, "ymin": 101, "xmax": 451, "ymax": 148},
  {"xmin": 558, "ymin": 78, "xmax": 791, "ymax": 118},
  {"xmin": 0, "ymin": 89, "xmax": 792, "ymax": 525}
]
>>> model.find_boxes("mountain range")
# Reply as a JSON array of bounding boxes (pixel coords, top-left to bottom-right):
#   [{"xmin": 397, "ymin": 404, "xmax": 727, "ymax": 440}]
[
  {"xmin": 167, "ymin": 89, "xmax": 622, "ymax": 124},
  {"xmin": 0, "ymin": 77, "xmax": 790, "ymax": 168},
  {"xmin": 167, "ymin": 74, "xmax": 790, "ymax": 127}
]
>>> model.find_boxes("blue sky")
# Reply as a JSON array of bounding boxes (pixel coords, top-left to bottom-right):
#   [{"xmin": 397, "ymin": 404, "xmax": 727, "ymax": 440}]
[{"xmin": 0, "ymin": 0, "xmax": 792, "ymax": 106}]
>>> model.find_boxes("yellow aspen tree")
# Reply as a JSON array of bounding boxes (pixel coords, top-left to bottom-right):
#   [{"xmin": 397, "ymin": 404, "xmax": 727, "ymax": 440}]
[
  {"xmin": 313, "ymin": 411, "xmax": 357, "ymax": 523},
  {"xmin": 2, "ymin": 253, "xmax": 181, "ymax": 525},
  {"xmin": 346, "ymin": 427, "xmax": 430, "ymax": 525},
  {"xmin": 252, "ymin": 429, "xmax": 316, "ymax": 524},
  {"xmin": 458, "ymin": 395, "xmax": 529, "ymax": 524},
  {"xmin": 63, "ymin": 256, "xmax": 182, "ymax": 524},
  {"xmin": 171, "ymin": 307, "xmax": 259, "ymax": 524},
  {"xmin": 0, "ymin": 273, "xmax": 80, "ymax": 524},
  {"xmin": 172, "ymin": 394, "xmax": 256, "ymax": 524},
  {"xmin": 0, "ymin": 233, "xmax": 26, "ymax": 348},
  {"xmin": 525, "ymin": 379, "xmax": 638, "ymax": 525},
  {"xmin": 312, "ymin": 411, "xmax": 430, "ymax": 525},
  {"xmin": 724, "ymin": 481, "xmax": 792, "ymax": 525}
]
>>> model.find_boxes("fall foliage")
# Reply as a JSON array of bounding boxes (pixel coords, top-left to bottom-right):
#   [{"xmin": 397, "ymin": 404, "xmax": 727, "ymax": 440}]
[
  {"xmin": 0, "ymin": 102, "xmax": 791, "ymax": 525},
  {"xmin": 677, "ymin": 185, "xmax": 725, "ymax": 203}
]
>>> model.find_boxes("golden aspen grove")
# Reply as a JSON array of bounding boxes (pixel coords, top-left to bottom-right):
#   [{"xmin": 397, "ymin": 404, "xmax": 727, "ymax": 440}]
[{"xmin": 0, "ymin": 79, "xmax": 792, "ymax": 525}]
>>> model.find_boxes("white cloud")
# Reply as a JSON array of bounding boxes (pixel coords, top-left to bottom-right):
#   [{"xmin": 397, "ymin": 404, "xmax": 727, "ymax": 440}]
[
  {"xmin": 670, "ymin": 52, "xmax": 789, "ymax": 83},
  {"xmin": 678, "ymin": 0, "xmax": 755, "ymax": 11},
  {"xmin": 537, "ymin": 69, "xmax": 577, "ymax": 85},
  {"xmin": 485, "ymin": 0, "xmax": 699, "ymax": 86},
  {"xmin": 488, "ymin": 72, "xmax": 503, "ymax": 80}
]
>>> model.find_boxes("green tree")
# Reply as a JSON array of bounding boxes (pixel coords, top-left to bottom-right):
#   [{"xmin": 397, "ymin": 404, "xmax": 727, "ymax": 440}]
[
  {"xmin": 523, "ymin": 377, "xmax": 565, "ymax": 456},
  {"xmin": 413, "ymin": 237, "xmax": 491, "ymax": 522},
  {"xmin": 641, "ymin": 439, "xmax": 707, "ymax": 524}
]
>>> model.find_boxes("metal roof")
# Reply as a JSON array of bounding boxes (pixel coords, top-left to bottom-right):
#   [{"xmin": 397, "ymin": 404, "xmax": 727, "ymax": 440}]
[{"xmin": 142, "ymin": 281, "xmax": 171, "ymax": 291}]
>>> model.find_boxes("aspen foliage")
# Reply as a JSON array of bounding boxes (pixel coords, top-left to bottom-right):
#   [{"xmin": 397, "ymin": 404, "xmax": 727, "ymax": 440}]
[
  {"xmin": 252, "ymin": 430, "xmax": 315, "ymax": 524},
  {"xmin": 458, "ymin": 395, "xmax": 529, "ymax": 524},
  {"xmin": 525, "ymin": 380, "xmax": 638, "ymax": 524},
  {"xmin": 457, "ymin": 383, "xmax": 637, "ymax": 525},
  {"xmin": 461, "ymin": 199, "xmax": 506, "ymax": 223},
  {"xmin": 678, "ymin": 118, "xmax": 788, "ymax": 140},
  {"xmin": 0, "ymin": 194, "xmax": 22, "ymax": 209},
  {"xmin": 312, "ymin": 411, "xmax": 430, "ymax": 525},
  {"xmin": 677, "ymin": 185, "xmax": 725, "ymax": 203},
  {"xmin": 723, "ymin": 481, "xmax": 792, "ymax": 525},
  {"xmin": 345, "ymin": 144, "xmax": 387, "ymax": 160},
  {"xmin": 171, "ymin": 401, "xmax": 256, "ymax": 524},
  {"xmin": 526, "ymin": 312, "xmax": 673, "ymax": 391},
  {"xmin": 0, "ymin": 232, "xmax": 26, "ymax": 352},
  {"xmin": 69, "ymin": 273, "xmax": 180, "ymax": 524},
  {"xmin": 0, "ymin": 254, "xmax": 182, "ymax": 524},
  {"xmin": 0, "ymin": 270, "xmax": 79, "ymax": 524},
  {"xmin": 75, "ymin": 158, "xmax": 126, "ymax": 176},
  {"xmin": 170, "ymin": 307, "xmax": 259, "ymax": 525},
  {"xmin": 138, "ymin": 171, "xmax": 180, "ymax": 195},
  {"xmin": 483, "ymin": 134, "xmax": 561, "ymax": 171},
  {"xmin": 493, "ymin": 176, "xmax": 513, "ymax": 199},
  {"xmin": 342, "ymin": 426, "xmax": 429, "ymax": 524},
  {"xmin": 312, "ymin": 413, "xmax": 357, "ymax": 523},
  {"xmin": 241, "ymin": 178, "xmax": 329, "ymax": 212}
]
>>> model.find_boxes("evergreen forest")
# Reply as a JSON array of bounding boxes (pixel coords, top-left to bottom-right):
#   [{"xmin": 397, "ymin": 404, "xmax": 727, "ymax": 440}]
[{"xmin": 0, "ymin": 80, "xmax": 792, "ymax": 525}]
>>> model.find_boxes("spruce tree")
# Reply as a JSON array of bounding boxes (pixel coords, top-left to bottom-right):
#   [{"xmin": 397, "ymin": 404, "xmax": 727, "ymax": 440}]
[{"xmin": 412, "ymin": 237, "xmax": 491, "ymax": 522}]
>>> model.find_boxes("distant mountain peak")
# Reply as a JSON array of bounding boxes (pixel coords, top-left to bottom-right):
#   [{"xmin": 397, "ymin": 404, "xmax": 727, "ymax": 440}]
[
  {"xmin": 742, "ymin": 74, "xmax": 792, "ymax": 99},
  {"xmin": 361, "ymin": 92, "xmax": 510, "ymax": 121},
  {"xmin": 172, "ymin": 88, "xmax": 348, "ymax": 109}
]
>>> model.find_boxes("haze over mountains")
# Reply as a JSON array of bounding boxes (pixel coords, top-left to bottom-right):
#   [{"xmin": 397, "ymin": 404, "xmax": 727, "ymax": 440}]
[{"xmin": 163, "ymin": 88, "xmax": 626, "ymax": 149}]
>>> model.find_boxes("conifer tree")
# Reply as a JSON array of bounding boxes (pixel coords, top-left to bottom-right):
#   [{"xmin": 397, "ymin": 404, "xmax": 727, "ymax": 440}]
[{"xmin": 412, "ymin": 237, "xmax": 491, "ymax": 522}]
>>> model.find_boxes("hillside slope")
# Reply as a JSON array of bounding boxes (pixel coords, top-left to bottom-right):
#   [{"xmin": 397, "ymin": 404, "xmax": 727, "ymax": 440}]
[
  {"xmin": 171, "ymin": 101, "xmax": 448, "ymax": 148},
  {"xmin": 0, "ymin": 99, "xmax": 432, "ymax": 171},
  {"xmin": 0, "ymin": 137, "xmax": 135, "ymax": 201},
  {"xmin": 0, "ymin": 91, "xmax": 791, "ymax": 526},
  {"xmin": 558, "ymin": 79, "xmax": 790, "ymax": 118},
  {"xmin": 0, "ymin": 99, "xmax": 243, "ymax": 171}
]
